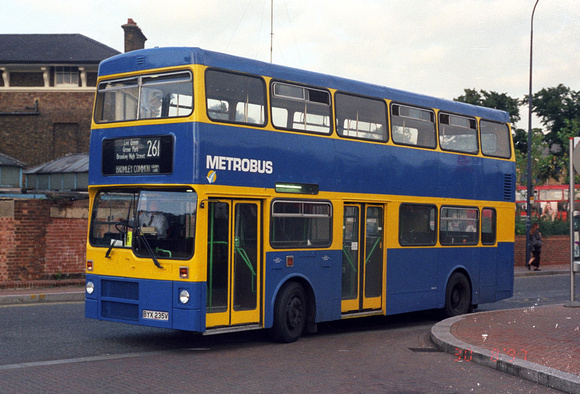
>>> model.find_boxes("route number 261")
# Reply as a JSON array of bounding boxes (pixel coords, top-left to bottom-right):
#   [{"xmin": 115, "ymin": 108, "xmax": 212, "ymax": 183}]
[{"xmin": 147, "ymin": 139, "xmax": 161, "ymax": 157}]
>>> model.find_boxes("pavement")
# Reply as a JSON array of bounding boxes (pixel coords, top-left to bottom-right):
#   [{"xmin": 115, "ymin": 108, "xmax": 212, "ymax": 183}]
[
  {"xmin": 1, "ymin": 265, "xmax": 578, "ymax": 392},
  {"xmin": 431, "ymin": 263, "xmax": 580, "ymax": 394}
]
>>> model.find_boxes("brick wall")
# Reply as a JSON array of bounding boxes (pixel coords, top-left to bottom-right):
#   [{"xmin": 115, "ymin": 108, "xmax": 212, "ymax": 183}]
[
  {"xmin": 514, "ymin": 235, "xmax": 570, "ymax": 266},
  {"xmin": 0, "ymin": 198, "xmax": 88, "ymax": 282},
  {"xmin": 0, "ymin": 90, "xmax": 94, "ymax": 167}
]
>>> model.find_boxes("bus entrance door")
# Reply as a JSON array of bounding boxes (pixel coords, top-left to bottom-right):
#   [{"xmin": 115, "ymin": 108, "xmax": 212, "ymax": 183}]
[
  {"xmin": 341, "ymin": 204, "xmax": 384, "ymax": 314},
  {"xmin": 206, "ymin": 200, "xmax": 261, "ymax": 328}
]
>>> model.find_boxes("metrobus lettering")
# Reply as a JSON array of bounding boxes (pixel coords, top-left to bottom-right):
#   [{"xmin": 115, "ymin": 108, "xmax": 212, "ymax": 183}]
[{"xmin": 206, "ymin": 155, "xmax": 273, "ymax": 174}]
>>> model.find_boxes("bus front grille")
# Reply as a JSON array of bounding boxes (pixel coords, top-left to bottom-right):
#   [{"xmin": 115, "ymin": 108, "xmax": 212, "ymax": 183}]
[
  {"xmin": 102, "ymin": 300, "xmax": 139, "ymax": 321},
  {"xmin": 100, "ymin": 279, "xmax": 140, "ymax": 321}
]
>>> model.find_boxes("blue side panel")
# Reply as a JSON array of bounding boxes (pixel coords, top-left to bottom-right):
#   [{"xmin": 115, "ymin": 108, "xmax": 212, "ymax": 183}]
[
  {"xmin": 386, "ymin": 244, "xmax": 514, "ymax": 315},
  {"xmin": 85, "ymin": 274, "xmax": 205, "ymax": 332},
  {"xmin": 475, "ymin": 242, "xmax": 514, "ymax": 303},
  {"xmin": 198, "ymin": 124, "xmax": 514, "ymax": 202},
  {"xmin": 386, "ymin": 248, "xmax": 440, "ymax": 315},
  {"xmin": 264, "ymin": 250, "xmax": 342, "ymax": 328},
  {"xmin": 495, "ymin": 242, "xmax": 515, "ymax": 300}
]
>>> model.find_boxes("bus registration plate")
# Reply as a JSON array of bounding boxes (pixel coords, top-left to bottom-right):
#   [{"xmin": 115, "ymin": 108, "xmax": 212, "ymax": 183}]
[{"xmin": 142, "ymin": 310, "xmax": 169, "ymax": 321}]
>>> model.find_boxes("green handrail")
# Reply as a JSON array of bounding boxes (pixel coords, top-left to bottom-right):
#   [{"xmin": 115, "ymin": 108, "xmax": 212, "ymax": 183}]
[
  {"xmin": 365, "ymin": 236, "xmax": 382, "ymax": 265},
  {"xmin": 235, "ymin": 246, "xmax": 257, "ymax": 293},
  {"xmin": 155, "ymin": 247, "xmax": 172, "ymax": 258},
  {"xmin": 342, "ymin": 245, "xmax": 358, "ymax": 272}
]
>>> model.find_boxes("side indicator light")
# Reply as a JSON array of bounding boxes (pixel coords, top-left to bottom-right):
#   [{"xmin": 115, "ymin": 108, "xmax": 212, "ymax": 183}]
[
  {"xmin": 286, "ymin": 255, "xmax": 294, "ymax": 267},
  {"xmin": 87, "ymin": 260, "xmax": 93, "ymax": 271},
  {"xmin": 179, "ymin": 266, "xmax": 189, "ymax": 279}
]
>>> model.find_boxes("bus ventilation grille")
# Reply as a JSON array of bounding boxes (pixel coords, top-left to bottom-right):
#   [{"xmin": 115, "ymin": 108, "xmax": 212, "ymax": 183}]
[
  {"xmin": 136, "ymin": 56, "xmax": 145, "ymax": 65},
  {"xmin": 503, "ymin": 174, "xmax": 514, "ymax": 201}
]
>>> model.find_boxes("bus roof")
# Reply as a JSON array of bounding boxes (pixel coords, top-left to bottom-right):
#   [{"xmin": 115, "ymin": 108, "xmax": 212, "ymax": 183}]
[{"xmin": 98, "ymin": 47, "xmax": 510, "ymax": 123}]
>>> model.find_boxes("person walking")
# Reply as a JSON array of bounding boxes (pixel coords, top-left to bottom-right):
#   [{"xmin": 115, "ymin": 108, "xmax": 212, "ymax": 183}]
[{"xmin": 527, "ymin": 222, "xmax": 542, "ymax": 271}]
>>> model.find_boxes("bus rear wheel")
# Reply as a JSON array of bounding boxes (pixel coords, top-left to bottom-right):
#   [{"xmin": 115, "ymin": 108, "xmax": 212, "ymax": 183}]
[
  {"xmin": 270, "ymin": 282, "xmax": 306, "ymax": 343},
  {"xmin": 443, "ymin": 272, "xmax": 471, "ymax": 318}
]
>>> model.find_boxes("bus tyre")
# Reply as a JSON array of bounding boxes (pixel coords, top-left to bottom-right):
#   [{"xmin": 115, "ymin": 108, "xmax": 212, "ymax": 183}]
[
  {"xmin": 443, "ymin": 272, "xmax": 471, "ymax": 318},
  {"xmin": 271, "ymin": 282, "xmax": 306, "ymax": 343}
]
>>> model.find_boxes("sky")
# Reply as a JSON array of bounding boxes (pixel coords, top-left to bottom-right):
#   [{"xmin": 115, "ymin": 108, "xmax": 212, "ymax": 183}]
[{"xmin": 4, "ymin": 0, "xmax": 579, "ymax": 129}]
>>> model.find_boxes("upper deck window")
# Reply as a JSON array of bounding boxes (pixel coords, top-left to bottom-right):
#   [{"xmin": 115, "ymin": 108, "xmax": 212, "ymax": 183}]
[
  {"xmin": 336, "ymin": 93, "xmax": 387, "ymax": 142},
  {"xmin": 94, "ymin": 71, "xmax": 193, "ymax": 123},
  {"xmin": 391, "ymin": 104, "xmax": 436, "ymax": 148},
  {"xmin": 271, "ymin": 82, "xmax": 332, "ymax": 134},
  {"xmin": 206, "ymin": 69, "xmax": 266, "ymax": 126},
  {"xmin": 480, "ymin": 120, "xmax": 511, "ymax": 159},
  {"xmin": 439, "ymin": 113, "xmax": 478, "ymax": 154}
]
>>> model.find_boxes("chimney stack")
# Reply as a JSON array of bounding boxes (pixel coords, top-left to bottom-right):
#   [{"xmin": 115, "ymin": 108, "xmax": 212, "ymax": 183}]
[{"xmin": 122, "ymin": 18, "xmax": 147, "ymax": 53}]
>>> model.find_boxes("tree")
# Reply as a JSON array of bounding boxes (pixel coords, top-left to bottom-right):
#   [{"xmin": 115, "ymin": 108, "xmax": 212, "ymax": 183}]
[
  {"xmin": 530, "ymin": 84, "xmax": 580, "ymax": 149},
  {"xmin": 514, "ymin": 127, "xmax": 551, "ymax": 186},
  {"xmin": 455, "ymin": 88, "xmax": 521, "ymax": 124},
  {"xmin": 525, "ymin": 84, "xmax": 580, "ymax": 182}
]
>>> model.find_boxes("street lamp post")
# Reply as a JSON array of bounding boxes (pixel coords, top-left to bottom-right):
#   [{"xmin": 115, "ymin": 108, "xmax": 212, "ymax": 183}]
[{"xmin": 526, "ymin": 0, "xmax": 540, "ymax": 268}]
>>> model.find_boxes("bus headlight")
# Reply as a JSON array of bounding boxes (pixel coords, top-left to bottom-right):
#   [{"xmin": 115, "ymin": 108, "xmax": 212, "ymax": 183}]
[
  {"xmin": 179, "ymin": 290, "xmax": 190, "ymax": 304},
  {"xmin": 86, "ymin": 281, "xmax": 95, "ymax": 295}
]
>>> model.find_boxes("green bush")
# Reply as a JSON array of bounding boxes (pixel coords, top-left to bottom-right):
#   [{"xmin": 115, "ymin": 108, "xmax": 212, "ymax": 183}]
[{"xmin": 515, "ymin": 217, "xmax": 569, "ymax": 236}]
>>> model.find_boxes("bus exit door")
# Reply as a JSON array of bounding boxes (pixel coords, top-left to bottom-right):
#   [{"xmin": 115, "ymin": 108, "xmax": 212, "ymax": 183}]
[
  {"xmin": 206, "ymin": 200, "xmax": 261, "ymax": 328},
  {"xmin": 341, "ymin": 204, "xmax": 384, "ymax": 313}
]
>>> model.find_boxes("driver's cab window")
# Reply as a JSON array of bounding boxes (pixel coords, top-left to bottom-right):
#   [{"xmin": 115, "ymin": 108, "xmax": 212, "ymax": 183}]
[
  {"xmin": 89, "ymin": 189, "xmax": 197, "ymax": 259},
  {"xmin": 133, "ymin": 191, "xmax": 197, "ymax": 259},
  {"xmin": 89, "ymin": 191, "xmax": 137, "ymax": 248},
  {"xmin": 137, "ymin": 192, "xmax": 171, "ymax": 239}
]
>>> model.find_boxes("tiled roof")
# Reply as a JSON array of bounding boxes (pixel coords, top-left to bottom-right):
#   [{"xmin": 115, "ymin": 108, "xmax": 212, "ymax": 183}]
[{"xmin": 0, "ymin": 34, "xmax": 120, "ymax": 64}]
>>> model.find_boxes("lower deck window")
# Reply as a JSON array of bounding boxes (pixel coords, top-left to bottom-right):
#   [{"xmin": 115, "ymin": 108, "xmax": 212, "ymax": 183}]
[
  {"xmin": 440, "ymin": 207, "xmax": 479, "ymax": 245},
  {"xmin": 481, "ymin": 208, "xmax": 497, "ymax": 245},
  {"xmin": 270, "ymin": 200, "xmax": 332, "ymax": 248},
  {"xmin": 399, "ymin": 204, "xmax": 437, "ymax": 246}
]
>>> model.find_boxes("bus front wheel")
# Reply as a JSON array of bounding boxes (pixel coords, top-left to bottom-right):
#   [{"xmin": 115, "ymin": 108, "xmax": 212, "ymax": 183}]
[
  {"xmin": 443, "ymin": 272, "xmax": 471, "ymax": 318},
  {"xmin": 270, "ymin": 282, "xmax": 306, "ymax": 343}
]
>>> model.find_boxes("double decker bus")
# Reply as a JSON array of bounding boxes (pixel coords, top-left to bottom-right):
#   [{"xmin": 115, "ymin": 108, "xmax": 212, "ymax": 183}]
[
  {"xmin": 85, "ymin": 47, "xmax": 515, "ymax": 342},
  {"xmin": 516, "ymin": 185, "xmax": 580, "ymax": 221}
]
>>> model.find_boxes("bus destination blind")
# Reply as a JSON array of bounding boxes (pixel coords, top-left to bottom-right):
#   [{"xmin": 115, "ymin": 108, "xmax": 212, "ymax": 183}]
[{"xmin": 102, "ymin": 136, "xmax": 174, "ymax": 175}]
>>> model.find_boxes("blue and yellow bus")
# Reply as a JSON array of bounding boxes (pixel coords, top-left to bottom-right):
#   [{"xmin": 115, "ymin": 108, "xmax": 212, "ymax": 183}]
[{"xmin": 85, "ymin": 47, "xmax": 515, "ymax": 342}]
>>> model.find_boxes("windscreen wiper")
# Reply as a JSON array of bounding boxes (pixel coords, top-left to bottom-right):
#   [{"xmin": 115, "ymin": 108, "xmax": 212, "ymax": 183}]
[
  {"xmin": 105, "ymin": 219, "xmax": 131, "ymax": 258},
  {"xmin": 134, "ymin": 227, "xmax": 163, "ymax": 269}
]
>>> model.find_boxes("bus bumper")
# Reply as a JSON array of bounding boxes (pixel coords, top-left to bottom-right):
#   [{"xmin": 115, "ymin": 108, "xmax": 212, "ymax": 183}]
[{"xmin": 85, "ymin": 274, "xmax": 206, "ymax": 332}]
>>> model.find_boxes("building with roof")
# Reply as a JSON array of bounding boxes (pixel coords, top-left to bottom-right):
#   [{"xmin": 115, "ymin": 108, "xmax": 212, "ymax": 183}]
[
  {"xmin": 24, "ymin": 153, "xmax": 88, "ymax": 192},
  {"xmin": 0, "ymin": 20, "xmax": 146, "ymax": 172},
  {"xmin": 0, "ymin": 33, "xmax": 119, "ymax": 169},
  {"xmin": 0, "ymin": 152, "xmax": 26, "ymax": 191}
]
